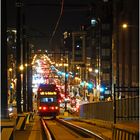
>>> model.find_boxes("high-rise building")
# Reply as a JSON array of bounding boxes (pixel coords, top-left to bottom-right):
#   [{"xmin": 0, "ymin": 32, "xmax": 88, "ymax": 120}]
[{"xmin": 86, "ymin": 0, "xmax": 113, "ymax": 96}]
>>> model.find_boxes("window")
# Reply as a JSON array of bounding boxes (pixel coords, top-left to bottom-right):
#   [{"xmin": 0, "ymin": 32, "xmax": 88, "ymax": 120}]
[
  {"xmin": 102, "ymin": 61, "xmax": 110, "ymax": 69},
  {"xmin": 102, "ymin": 73, "xmax": 110, "ymax": 81},
  {"xmin": 40, "ymin": 97, "xmax": 57, "ymax": 103},
  {"xmin": 102, "ymin": 24, "xmax": 110, "ymax": 30},
  {"xmin": 101, "ymin": 36, "xmax": 110, "ymax": 44},
  {"xmin": 102, "ymin": 49, "xmax": 110, "ymax": 56}
]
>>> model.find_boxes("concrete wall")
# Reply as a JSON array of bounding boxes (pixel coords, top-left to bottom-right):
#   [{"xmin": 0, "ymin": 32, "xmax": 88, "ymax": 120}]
[
  {"xmin": 79, "ymin": 101, "xmax": 114, "ymax": 121},
  {"xmin": 79, "ymin": 97, "xmax": 139, "ymax": 122}
]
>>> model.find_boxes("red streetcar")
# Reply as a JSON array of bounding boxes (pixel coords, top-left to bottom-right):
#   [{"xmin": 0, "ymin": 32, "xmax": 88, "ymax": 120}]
[{"xmin": 37, "ymin": 84, "xmax": 61, "ymax": 117}]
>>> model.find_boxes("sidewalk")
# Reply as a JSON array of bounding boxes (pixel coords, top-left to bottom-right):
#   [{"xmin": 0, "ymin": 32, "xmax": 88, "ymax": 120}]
[{"xmin": 14, "ymin": 115, "xmax": 43, "ymax": 140}]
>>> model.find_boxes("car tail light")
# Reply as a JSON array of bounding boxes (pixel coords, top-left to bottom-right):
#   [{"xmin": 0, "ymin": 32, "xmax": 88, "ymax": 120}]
[
  {"xmin": 39, "ymin": 106, "xmax": 42, "ymax": 110},
  {"xmin": 55, "ymin": 106, "xmax": 58, "ymax": 109}
]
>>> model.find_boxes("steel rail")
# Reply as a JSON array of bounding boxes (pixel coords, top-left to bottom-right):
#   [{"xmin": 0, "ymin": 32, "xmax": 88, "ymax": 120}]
[
  {"xmin": 41, "ymin": 118, "xmax": 105, "ymax": 140},
  {"xmin": 41, "ymin": 118, "xmax": 53, "ymax": 140},
  {"xmin": 56, "ymin": 118, "xmax": 105, "ymax": 140}
]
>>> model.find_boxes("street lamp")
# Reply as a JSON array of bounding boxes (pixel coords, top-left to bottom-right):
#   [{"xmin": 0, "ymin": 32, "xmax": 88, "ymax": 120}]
[
  {"xmin": 19, "ymin": 64, "xmax": 24, "ymax": 71},
  {"xmin": 122, "ymin": 23, "xmax": 128, "ymax": 29}
]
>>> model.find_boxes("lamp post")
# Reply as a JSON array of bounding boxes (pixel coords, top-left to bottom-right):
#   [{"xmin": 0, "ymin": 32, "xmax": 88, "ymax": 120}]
[
  {"xmin": 95, "ymin": 68, "xmax": 99, "ymax": 88},
  {"xmin": 91, "ymin": 18, "xmax": 101, "ymax": 87},
  {"xmin": 64, "ymin": 64, "xmax": 67, "ymax": 112},
  {"xmin": 121, "ymin": 23, "xmax": 138, "ymax": 87},
  {"xmin": 64, "ymin": 52, "xmax": 68, "ymax": 112},
  {"xmin": 16, "ymin": 0, "xmax": 22, "ymax": 113}
]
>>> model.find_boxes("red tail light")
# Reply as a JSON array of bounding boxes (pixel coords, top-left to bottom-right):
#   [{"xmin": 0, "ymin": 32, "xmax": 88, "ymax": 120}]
[
  {"xmin": 43, "ymin": 106, "xmax": 47, "ymax": 110},
  {"xmin": 76, "ymin": 105, "xmax": 79, "ymax": 111},
  {"xmin": 51, "ymin": 106, "xmax": 54, "ymax": 110}
]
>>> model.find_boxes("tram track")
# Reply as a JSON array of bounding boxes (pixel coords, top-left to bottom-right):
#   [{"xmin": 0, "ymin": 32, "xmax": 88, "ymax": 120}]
[
  {"xmin": 64, "ymin": 119, "xmax": 112, "ymax": 140},
  {"xmin": 41, "ymin": 117, "xmax": 105, "ymax": 140}
]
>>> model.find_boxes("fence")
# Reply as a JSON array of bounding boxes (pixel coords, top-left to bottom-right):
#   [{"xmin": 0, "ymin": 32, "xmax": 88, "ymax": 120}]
[
  {"xmin": 113, "ymin": 84, "xmax": 139, "ymax": 123},
  {"xmin": 79, "ymin": 101, "xmax": 114, "ymax": 121}
]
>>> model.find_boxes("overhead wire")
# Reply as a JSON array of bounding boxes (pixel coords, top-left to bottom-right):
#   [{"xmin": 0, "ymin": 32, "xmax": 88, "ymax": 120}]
[{"xmin": 49, "ymin": 0, "xmax": 64, "ymax": 45}]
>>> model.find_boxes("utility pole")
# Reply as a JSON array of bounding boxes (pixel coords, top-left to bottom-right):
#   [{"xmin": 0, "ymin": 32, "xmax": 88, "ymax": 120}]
[
  {"xmin": 16, "ymin": 0, "xmax": 22, "ymax": 113},
  {"xmin": 63, "ymin": 51, "xmax": 68, "ymax": 112},
  {"xmin": 1, "ymin": 0, "xmax": 9, "ymax": 118},
  {"xmin": 27, "ymin": 43, "xmax": 33, "ymax": 112},
  {"xmin": 64, "ymin": 63, "xmax": 67, "ymax": 112},
  {"xmin": 22, "ymin": 13, "xmax": 27, "ymax": 112},
  {"xmin": 114, "ymin": 3, "xmax": 119, "ymax": 91}
]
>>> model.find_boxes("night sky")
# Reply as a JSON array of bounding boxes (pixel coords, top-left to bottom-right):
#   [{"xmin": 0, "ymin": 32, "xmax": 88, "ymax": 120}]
[
  {"xmin": 7, "ymin": 0, "xmax": 96, "ymax": 49},
  {"xmin": 7, "ymin": 0, "xmax": 98, "ymax": 50}
]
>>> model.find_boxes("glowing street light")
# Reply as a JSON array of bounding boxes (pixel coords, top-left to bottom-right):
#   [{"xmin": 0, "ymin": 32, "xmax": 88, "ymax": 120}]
[
  {"xmin": 95, "ymin": 69, "xmax": 99, "ymax": 73},
  {"xmin": 122, "ymin": 23, "xmax": 128, "ymax": 29},
  {"xmin": 9, "ymin": 68, "xmax": 12, "ymax": 72},
  {"xmin": 19, "ymin": 65, "xmax": 24, "ymax": 71},
  {"xmin": 88, "ymin": 67, "xmax": 92, "ymax": 72},
  {"xmin": 24, "ymin": 63, "xmax": 28, "ymax": 67}
]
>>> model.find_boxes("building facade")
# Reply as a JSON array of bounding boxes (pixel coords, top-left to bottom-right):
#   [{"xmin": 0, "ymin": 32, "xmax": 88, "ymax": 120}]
[{"xmin": 112, "ymin": 0, "xmax": 139, "ymax": 87}]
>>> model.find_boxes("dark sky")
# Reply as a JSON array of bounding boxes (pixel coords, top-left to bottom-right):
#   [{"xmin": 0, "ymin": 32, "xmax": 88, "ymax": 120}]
[{"xmin": 7, "ymin": 0, "xmax": 98, "ymax": 50}]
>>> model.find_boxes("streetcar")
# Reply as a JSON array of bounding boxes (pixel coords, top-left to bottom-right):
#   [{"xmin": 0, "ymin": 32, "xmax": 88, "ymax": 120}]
[{"xmin": 37, "ymin": 84, "xmax": 61, "ymax": 117}]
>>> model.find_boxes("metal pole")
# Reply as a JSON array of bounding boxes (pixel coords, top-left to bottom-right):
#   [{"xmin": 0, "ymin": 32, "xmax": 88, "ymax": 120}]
[
  {"xmin": 116, "ymin": 29, "xmax": 119, "ymax": 98},
  {"xmin": 114, "ymin": 1, "xmax": 119, "ymax": 95},
  {"xmin": 27, "ymin": 42, "xmax": 30, "ymax": 112},
  {"xmin": 64, "ymin": 52, "xmax": 67, "ymax": 111},
  {"xmin": 27, "ymin": 43, "xmax": 33, "ymax": 112},
  {"xmin": 22, "ymin": 13, "xmax": 27, "ymax": 112},
  {"xmin": 64, "ymin": 65, "xmax": 67, "ymax": 111},
  {"xmin": 113, "ymin": 84, "xmax": 116, "ymax": 124},
  {"xmin": 97, "ymin": 18, "xmax": 101, "ymax": 86},
  {"xmin": 16, "ymin": 0, "xmax": 22, "ymax": 113}
]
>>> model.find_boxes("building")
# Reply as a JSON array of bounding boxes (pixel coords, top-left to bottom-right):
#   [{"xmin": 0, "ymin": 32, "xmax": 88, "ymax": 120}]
[
  {"xmin": 112, "ymin": 0, "xmax": 139, "ymax": 87},
  {"xmin": 86, "ymin": 0, "xmax": 113, "ymax": 98}
]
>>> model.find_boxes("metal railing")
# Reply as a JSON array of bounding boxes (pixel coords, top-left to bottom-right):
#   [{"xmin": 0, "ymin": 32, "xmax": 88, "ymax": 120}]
[{"xmin": 113, "ymin": 84, "xmax": 139, "ymax": 123}]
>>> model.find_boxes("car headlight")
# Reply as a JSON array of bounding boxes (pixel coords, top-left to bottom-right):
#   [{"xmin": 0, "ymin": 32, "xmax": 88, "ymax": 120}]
[{"xmin": 8, "ymin": 107, "xmax": 13, "ymax": 112}]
